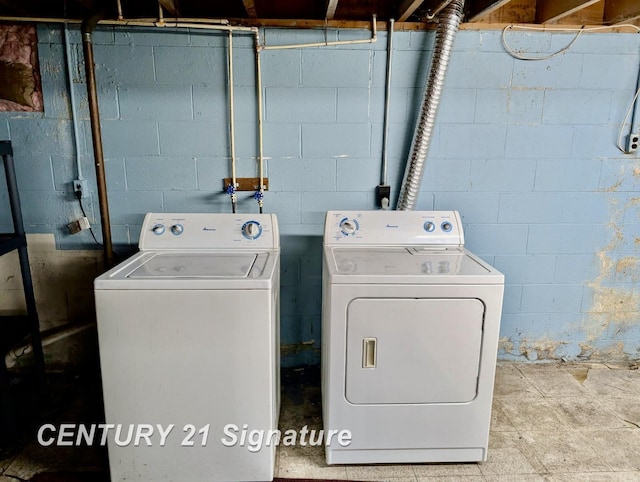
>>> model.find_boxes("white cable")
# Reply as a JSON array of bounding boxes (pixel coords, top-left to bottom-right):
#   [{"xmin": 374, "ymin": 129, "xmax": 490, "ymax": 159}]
[
  {"xmin": 502, "ymin": 24, "xmax": 640, "ymax": 61},
  {"xmin": 617, "ymin": 84, "xmax": 640, "ymax": 154}
]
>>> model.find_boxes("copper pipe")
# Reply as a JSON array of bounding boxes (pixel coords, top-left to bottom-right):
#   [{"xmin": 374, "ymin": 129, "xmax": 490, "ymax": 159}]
[{"xmin": 82, "ymin": 14, "xmax": 114, "ymax": 268}]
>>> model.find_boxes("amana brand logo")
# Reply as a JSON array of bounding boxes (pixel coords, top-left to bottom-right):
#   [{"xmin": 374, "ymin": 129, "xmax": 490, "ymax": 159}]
[
  {"xmin": 385, "ymin": 224, "xmax": 399, "ymax": 228},
  {"xmin": 202, "ymin": 227, "xmax": 216, "ymax": 232}
]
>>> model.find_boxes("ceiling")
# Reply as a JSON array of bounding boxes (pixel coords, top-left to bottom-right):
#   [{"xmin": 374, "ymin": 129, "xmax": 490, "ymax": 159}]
[{"xmin": 0, "ymin": 0, "xmax": 639, "ymax": 28}]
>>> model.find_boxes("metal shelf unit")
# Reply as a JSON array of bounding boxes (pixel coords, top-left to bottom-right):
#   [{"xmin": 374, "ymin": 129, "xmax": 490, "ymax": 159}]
[{"xmin": 0, "ymin": 140, "xmax": 45, "ymax": 439}]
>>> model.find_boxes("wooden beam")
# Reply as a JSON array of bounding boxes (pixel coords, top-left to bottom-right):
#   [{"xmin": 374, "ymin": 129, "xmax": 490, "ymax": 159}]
[
  {"xmin": 241, "ymin": 0, "xmax": 257, "ymax": 18},
  {"xmin": 397, "ymin": 0, "xmax": 425, "ymax": 22},
  {"xmin": 158, "ymin": 0, "xmax": 179, "ymax": 17},
  {"xmin": 536, "ymin": 0, "xmax": 600, "ymax": 23},
  {"xmin": 604, "ymin": 0, "xmax": 640, "ymax": 24},
  {"xmin": 468, "ymin": 0, "xmax": 514, "ymax": 22},
  {"xmin": 325, "ymin": 0, "xmax": 339, "ymax": 20},
  {"xmin": 549, "ymin": 0, "xmax": 604, "ymax": 24}
]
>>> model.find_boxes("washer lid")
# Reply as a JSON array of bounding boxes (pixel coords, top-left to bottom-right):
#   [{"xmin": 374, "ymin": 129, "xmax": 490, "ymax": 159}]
[
  {"xmin": 95, "ymin": 250, "xmax": 278, "ymax": 290},
  {"xmin": 325, "ymin": 247, "xmax": 503, "ymax": 284},
  {"xmin": 127, "ymin": 253, "xmax": 258, "ymax": 278}
]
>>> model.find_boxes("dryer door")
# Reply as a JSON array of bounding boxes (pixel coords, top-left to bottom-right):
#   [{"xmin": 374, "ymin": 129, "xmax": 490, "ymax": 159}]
[{"xmin": 345, "ymin": 298, "xmax": 484, "ymax": 404}]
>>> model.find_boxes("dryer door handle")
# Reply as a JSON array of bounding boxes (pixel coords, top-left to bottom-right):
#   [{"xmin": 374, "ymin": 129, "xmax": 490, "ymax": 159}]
[{"xmin": 362, "ymin": 338, "xmax": 377, "ymax": 368}]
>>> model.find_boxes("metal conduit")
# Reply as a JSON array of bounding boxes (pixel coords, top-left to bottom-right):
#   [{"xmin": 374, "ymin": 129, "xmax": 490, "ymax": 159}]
[
  {"xmin": 82, "ymin": 14, "xmax": 115, "ymax": 268},
  {"xmin": 396, "ymin": 0, "xmax": 465, "ymax": 211}
]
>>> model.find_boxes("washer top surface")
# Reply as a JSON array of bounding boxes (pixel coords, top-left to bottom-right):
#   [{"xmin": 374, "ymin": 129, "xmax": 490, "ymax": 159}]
[{"xmin": 95, "ymin": 213, "xmax": 279, "ymax": 290}]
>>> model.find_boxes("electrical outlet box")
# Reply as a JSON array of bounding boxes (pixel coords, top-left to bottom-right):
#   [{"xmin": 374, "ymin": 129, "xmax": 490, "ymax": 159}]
[
  {"xmin": 626, "ymin": 133, "xmax": 639, "ymax": 153},
  {"xmin": 67, "ymin": 217, "xmax": 90, "ymax": 235},
  {"xmin": 375, "ymin": 184, "xmax": 391, "ymax": 209},
  {"xmin": 73, "ymin": 179, "xmax": 89, "ymax": 198}
]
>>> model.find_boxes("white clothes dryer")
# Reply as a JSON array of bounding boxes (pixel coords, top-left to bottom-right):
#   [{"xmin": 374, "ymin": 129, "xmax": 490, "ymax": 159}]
[
  {"xmin": 95, "ymin": 213, "xmax": 280, "ymax": 482},
  {"xmin": 322, "ymin": 210, "xmax": 504, "ymax": 465}
]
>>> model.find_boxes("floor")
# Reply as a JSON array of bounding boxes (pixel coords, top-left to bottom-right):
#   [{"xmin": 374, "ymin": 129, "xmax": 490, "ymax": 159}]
[{"xmin": 1, "ymin": 362, "xmax": 640, "ymax": 481}]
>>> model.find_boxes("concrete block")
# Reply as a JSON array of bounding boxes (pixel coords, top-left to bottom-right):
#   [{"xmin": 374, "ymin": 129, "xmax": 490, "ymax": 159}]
[
  {"xmin": 336, "ymin": 29, "xmax": 392, "ymax": 50},
  {"xmin": 512, "ymin": 54, "xmax": 583, "ymax": 89},
  {"xmin": 101, "ymin": 120, "xmax": 159, "ymax": 157},
  {"xmin": 368, "ymin": 87, "xmax": 408, "ymax": 124},
  {"xmin": 118, "ymin": 84, "xmax": 193, "ymax": 120},
  {"xmin": 269, "ymin": 157, "xmax": 336, "ymax": 191},
  {"xmin": 188, "ymin": 30, "xmax": 227, "ymax": 48},
  {"xmin": 498, "ymin": 193, "xmax": 559, "ymax": 224},
  {"xmin": 154, "ymin": 46, "xmax": 224, "ymax": 84},
  {"xmin": 302, "ymin": 123, "xmax": 370, "ymax": 158},
  {"xmin": 263, "ymin": 124, "xmax": 301, "ymax": 158},
  {"xmin": 261, "ymin": 50, "xmax": 302, "ymax": 86},
  {"xmin": 508, "ymin": 89, "xmax": 544, "ymax": 125},
  {"xmin": 158, "ymin": 121, "xmax": 227, "ymax": 157},
  {"xmin": 37, "ymin": 44, "xmax": 66, "ymax": 84},
  {"xmin": 409, "ymin": 31, "xmax": 435, "ymax": 51},
  {"xmin": 51, "ymin": 154, "xmax": 126, "ymax": 192},
  {"xmin": 162, "ymin": 190, "xmax": 244, "ymax": 213},
  {"xmin": 493, "ymin": 255, "xmax": 556, "ymax": 284},
  {"xmin": 0, "ymin": 119, "xmax": 9, "ymax": 138},
  {"xmin": 559, "ymin": 33, "xmax": 640, "ymax": 55},
  {"xmin": 192, "ymin": 84, "xmax": 227, "ymax": 121},
  {"xmin": 19, "ymin": 191, "xmax": 76, "ymax": 226},
  {"xmin": 471, "ymin": 159, "xmax": 536, "ymax": 192},
  {"xmin": 447, "ymin": 51, "xmax": 513, "ymax": 89},
  {"xmin": 440, "ymin": 125, "xmax": 507, "ymax": 159},
  {"xmin": 521, "ymin": 284, "xmax": 584, "ymax": 313},
  {"xmin": 381, "ymin": 49, "xmax": 432, "ymax": 89},
  {"xmin": 12, "ymin": 154, "xmax": 55, "ymax": 191},
  {"xmin": 259, "ymin": 192, "xmax": 301, "ymax": 226},
  {"xmin": 438, "ymin": 88, "xmax": 476, "ymax": 124},
  {"xmin": 543, "ymin": 90, "xmax": 612, "ymax": 125},
  {"xmin": 506, "ymin": 125, "xmax": 573, "ymax": 159},
  {"xmin": 125, "ymin": 156, "xmax": 197, "ymax": 190},
  {"xmin": 195, "ymin": 156, "xmax": 230, "ymax": 190},
  {"xmin": 609, "ymin": 223, "xmax": 640, "ymax": 254},
  {"xmin": 434, "ymin": 192, "xmax": 499, "ymax": 223},
  {"xmin": 474, "ymin": 89, "xmax": 508, "ymax": 124},
  {"xmin": 93, "ymin": 45, "xmax": 155, "ymax": 84},
  {"xmin": 464, "ymin": 223, "xmax": 529, "ymax": 255},
  {"xmin": 555, "ymin": 254, "xmax": 600, "ymax": 283},
  {"xmin": 452, "ymin": 31, "xmax": 481, "ymax": 52},
  {"xmin": 41, "ymin": 82, "xmax": 71, "ymax": 120},
  {"xmin": 279, "ymin": 254, "xmax": 300, "ymax": 286},
  {"xmin": 301, "ymin": 191, "xmax": 369, "ymax": 224},
  {"xmin": 527, "ymin": 224, "xmax": 608, "ymax": 254},
  {"xmin": 266, "ymin": 87, "xmax": 336, "ymax": 122},
  {"xmin": 9, "ymin": 118, "xmax": 74, "ymax": 156},
  {"xmin": 114, "ymin": 27, "xmax": 189, "ymax": 46},
  {"xmin": 264, "ymin": 28, "xmax": 337, "ymax": 47},
  {"xmin": 107, "ymin": 191, "xmax": 163, "ymax": 224},
  {"xmin": 502, "ymin": 284, "xmax": 522, "ymax": 314},
  {"xmin": 421, "ymin": 158, "xmax": 470, "ymax": 192},
  {"xmin": 599, "ymin": 159, "xmax": 640, "ymax": 193},
  {"xmin": 302, "ymin": 50, "xmax": 371, "ymax": 87},
  {"xmin": 70, "ymin": 83, "xmax": 119, "ymax": 121},
  {"xmin": 535, "ymin": 159, "xmax": 602, "ymax": 192},
  {"xmin": 571, "ymin": 125, "xmax": 621, "ymax": 159},
  {"xmin": 580, "ymin": 54, "xmax": 640, "ymax": 90}
]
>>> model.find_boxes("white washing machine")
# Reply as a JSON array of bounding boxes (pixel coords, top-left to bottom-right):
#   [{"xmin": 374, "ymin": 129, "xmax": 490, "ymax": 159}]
[
  {"xmin": 322, "ymin": 210, "xmax": 504, "ymax": 465},
  {"xmin": 94, "ymin": 213, "xmax": 280, "ymax": 482}
]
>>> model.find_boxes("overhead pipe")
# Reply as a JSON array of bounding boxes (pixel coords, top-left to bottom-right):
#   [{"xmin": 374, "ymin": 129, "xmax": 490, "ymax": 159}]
[
  {"xmin": 82, "ymin": 13, "xmax": 115, "ymax": 268},
  {"xmin": 227, "ymin": 31, "xmax": 238, "ymax": 213},
  {"xmin": 254, "ymin": 31, "xmax": 265, "ymax": 213},
  {"xmin": 378, "ymin": 18, "xmax": 394, "ymax": 210},
  {"xmin": 397, "ymin": 0, "xmax": 465, "ymax": 211}
]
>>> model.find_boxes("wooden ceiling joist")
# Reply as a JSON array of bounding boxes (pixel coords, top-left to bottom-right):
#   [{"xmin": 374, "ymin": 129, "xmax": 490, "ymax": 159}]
[
  {"xmin": 397, "ymin": 0, "xmax": 425, "ymax": 22},
  {"xmin": 604, "ymin": 0, "xmax": 640, "ymax": 24},
  {"xmin": 468, "ymin": 0, "xmax": 514, "ymax": 22},
  {"xmin": 241, "ymin": 0, "xmax": 257, "ymax": 18},
  {"xmin": 536, "ymin": 0, "xmax": 600, "ymax": 23},
  {"xmin": 325, "ymin": 0, "xmax": 339, "ymax": 20}
]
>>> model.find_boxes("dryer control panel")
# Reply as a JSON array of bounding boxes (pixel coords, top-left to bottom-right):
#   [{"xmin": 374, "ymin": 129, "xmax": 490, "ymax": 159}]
[
  {"xmin": 139, "ymin": 213, "xmax": 279, "ymax": 250},
  {"xmin": 324, "ymin": 210, "xmax": 463, "ymax": 246}
]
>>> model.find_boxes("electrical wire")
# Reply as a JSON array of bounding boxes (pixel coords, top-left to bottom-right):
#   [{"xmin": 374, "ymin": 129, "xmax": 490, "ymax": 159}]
[
  {"xmin": 75, "ymin": 192, "xmax": 103, "ymax": 247},
  {"xmin": 503, "ymin": 23, "xmax": 640, "ymax": 154},
  {"xmin": 502, "ymin": 24, "xmax": 640, "ymax": 61},
  {"xmin": 617, "ymin": 84, "xmax": 640, "ymax": 154}
]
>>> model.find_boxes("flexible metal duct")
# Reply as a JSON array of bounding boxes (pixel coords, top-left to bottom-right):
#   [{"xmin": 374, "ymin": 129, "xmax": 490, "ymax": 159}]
[{"xmin": 397, "ymin": 0, "xmax": 465, "ymax": 210}]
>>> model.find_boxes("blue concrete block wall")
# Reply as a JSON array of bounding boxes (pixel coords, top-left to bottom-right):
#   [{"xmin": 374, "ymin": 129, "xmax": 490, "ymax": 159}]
[{"xmin": 1, "ymin": 25, "xmax": 639, "ymax": 364}]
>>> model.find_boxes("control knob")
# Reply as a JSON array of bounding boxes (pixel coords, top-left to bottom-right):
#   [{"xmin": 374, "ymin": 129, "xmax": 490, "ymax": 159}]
[
  {"xmin": 441, "ymin": 221, "xmax": 452, "ymax": 232},
  {"xmin": 152, "ymin": 224, "xmax": 165, "ymax": 235},
  {"xmin": 424, "ymin": 221, "xmax": 435, "ymax": 233},
  {"xmin": 242, "ymin": 221, "xmax": 262, "ymax": 240},
  {"xmin": 171, "ymin": 224, "xmax": 184, "ymax": 236},
  {"xmin": 340, "ymin": 219, "xmax": 358, "ymax": 236}
]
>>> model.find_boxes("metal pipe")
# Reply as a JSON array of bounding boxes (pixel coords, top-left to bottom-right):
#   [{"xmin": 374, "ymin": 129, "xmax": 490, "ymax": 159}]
[
  {"xmin": 228, "ymin": 30, "xmax": 238, "ymax": 213},
  {"xmin": 157, "ymin": 3, "xmax": 165, "ymax": 26},
  {"xmin": 425, "ymin": 0, "xmax": 455, "ymax": 20},
  {"xmin": 116, "ymin": 0, "xmax": 123, "ymax": 20},
  {"xmin": 63, "ymin": 24, "xmax": 84, "ymax": 182},
  {"xmin": 255, "ymin": 30, "xmax": 265, "ymax": 213},
  {"xmin": 381, "ymin": 18, "xmax": 394, "ymax": 186},
  {"xmin": 397, "ymin": 0, "xmax": 464, "ymax": 211},
  {"xmin": 261, "ymin": 15, "xmax": 377, "ymax": 50},
  {"xmin": 82, "ymin": 14, "xmax": 114, "ymax": 267}
]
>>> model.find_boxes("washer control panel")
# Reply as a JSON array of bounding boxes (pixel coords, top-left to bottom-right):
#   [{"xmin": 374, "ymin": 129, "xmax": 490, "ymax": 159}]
[
  {"xmin": 325, "ymin": 210, "xmax": 464, "ymax": 246},
  {"xmin": 139, "ymin": 213, "xmax": 279, "ymax": 250}
]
